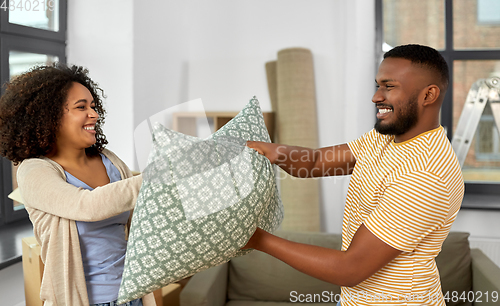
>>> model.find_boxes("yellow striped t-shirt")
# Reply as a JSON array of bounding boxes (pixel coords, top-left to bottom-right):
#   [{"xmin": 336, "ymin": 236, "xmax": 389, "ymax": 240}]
[{"xmin": 342, "ymin": 126, "xmax": 464, "ymax": 306}]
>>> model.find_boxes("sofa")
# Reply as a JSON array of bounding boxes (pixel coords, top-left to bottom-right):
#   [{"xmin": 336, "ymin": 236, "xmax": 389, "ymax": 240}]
[{"xmin": 180, "ymin": 231, "xmax": 500, "ymax": 306}]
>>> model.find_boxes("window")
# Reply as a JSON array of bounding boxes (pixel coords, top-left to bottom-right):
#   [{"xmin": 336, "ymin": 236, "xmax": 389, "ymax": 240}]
[
  {"xmin": 475, "ymin": 103, "xmax": 500, "ymax": 162},
  {"xmin": 376, "ymin": 0, "xmax": 500, "ymax": 207},
  {"xmin": 0, "ymin": 1, "xmax": 67, "ymax": 226},
  {"xmin": 477, "ymin": 0, "xmax": 500, "ymax": 25}
]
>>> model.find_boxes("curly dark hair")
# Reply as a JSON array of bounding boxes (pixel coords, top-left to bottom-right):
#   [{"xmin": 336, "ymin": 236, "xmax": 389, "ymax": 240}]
[
  {"xmin": 384, "ymin": 44, "xmax": 449, "ymax": 92},
  {"xmin": 0, "ymin": 63, "xmax": 108, "ymax": 165}
]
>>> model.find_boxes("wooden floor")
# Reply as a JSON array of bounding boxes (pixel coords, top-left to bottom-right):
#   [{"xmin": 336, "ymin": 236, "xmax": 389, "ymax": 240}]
[
  {"xmin": 0, "ymin": 261, "xmax": 25, "ymax": 306},
  {"xmin": 0, "ymin": 218, "xmax": 33, "ymax": 270}
]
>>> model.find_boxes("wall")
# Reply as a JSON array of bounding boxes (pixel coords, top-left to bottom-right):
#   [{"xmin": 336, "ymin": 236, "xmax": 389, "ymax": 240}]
[
  {"xmin": 452, "ymin": 209, "xmax": 500, "ymax": 266},
  {"xmin": 66, "ymin": 0, "xmax": 135, "ymax": 165},
  {"xmin": 133, "ymin": 2, "xmax": 191, "ymax": 128}
]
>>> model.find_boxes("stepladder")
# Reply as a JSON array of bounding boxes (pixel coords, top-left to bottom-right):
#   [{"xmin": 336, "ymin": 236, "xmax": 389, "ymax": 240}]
[{"xmin": 452, "ymin": 77, "xmax": 500, "ymax": 168}]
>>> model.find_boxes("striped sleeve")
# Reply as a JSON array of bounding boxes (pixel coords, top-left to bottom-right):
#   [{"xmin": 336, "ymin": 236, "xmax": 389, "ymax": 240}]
[
  {"xmin": 347, "ymin": 129, "xmax": 376, "ymax": 159},
  {"xmin": 364, "ymin": 171, "xmax": 450, "ymax": 252}
]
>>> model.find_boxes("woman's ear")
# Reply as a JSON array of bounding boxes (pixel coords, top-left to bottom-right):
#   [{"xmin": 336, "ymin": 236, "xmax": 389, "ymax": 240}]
[{"xmin": 422, "ymin": 85, "xmax": 441, "ymax": 107}]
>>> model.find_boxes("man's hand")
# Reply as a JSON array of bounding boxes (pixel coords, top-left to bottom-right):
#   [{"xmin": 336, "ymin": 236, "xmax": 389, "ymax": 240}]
[
  {"xmin": 246, "ymin": 141, "xmax": 282, "ymax": 164},
  {"xmin": 242, "ymin": 227, "xmax": 265, "ymax": 250}
]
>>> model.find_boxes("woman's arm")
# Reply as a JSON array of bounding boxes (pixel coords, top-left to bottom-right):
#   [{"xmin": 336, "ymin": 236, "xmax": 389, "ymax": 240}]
[{"xmin": 17, "ymin": 158, "xmax": 142, "ymax": 222}]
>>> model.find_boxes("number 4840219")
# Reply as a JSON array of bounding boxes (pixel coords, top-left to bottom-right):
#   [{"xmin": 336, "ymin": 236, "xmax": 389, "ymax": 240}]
[
  {"xmin": 443, "ymin": 291, "xmax": 498, "ymax": 303},
  {"xmin": 1, "ymin": 0, "xmax": 56, "ymax": 12}
]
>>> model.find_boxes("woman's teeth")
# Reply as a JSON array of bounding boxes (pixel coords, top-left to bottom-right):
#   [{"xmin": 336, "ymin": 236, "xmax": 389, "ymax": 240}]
[{"xmin": 84, "ymin": 126, "xmax": 95, "ymax": 130}]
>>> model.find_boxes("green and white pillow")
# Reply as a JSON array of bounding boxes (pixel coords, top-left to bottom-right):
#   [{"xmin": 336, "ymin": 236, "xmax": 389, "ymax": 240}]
[{"xmin": 118, "ymin": 98, "xmax": 284, "ymax": 303}]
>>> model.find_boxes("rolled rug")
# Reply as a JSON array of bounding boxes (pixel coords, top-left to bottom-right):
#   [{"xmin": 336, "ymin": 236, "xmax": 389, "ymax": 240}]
[
  {"xmin": 274, "ymin": 47, "xmax": 321, "ymax": 232},
  {"xmin": 265, "ymin": 61, "xmax": 278, "ymax": 143}
]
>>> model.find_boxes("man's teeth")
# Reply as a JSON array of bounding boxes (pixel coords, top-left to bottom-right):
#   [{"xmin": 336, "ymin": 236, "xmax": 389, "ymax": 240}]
[
  {"xmin": 84, "ymin": 126, "xmax": 95, "ymax": 130},
  {"xmin": 379, "ymin": 108, "xmax": 392, "ymax": 114}
]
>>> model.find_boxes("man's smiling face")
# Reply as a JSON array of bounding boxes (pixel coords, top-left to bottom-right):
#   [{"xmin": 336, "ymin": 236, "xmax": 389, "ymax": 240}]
[{"xmin": 372, "ymin": 57, "xmax": 425, "ymax": 137}]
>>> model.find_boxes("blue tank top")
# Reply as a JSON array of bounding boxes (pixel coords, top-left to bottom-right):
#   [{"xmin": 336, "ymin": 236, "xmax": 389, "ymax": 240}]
[{"xmin": 65, "ymin": 154, "xmax": 130, "ymax": 304}]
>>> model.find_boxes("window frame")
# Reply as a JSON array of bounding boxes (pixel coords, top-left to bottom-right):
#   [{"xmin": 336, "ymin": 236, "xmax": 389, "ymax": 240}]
[
  {"xmin": 375, "ymin": 0, "xmax": 500, "ymax": 208},
  {"xmin": 0, "ymin": 1, "xmax": 67, "ymax": 226},
  {"xmin": 0, "ymin": 0, "xmax": 67, "ymax": 40}
]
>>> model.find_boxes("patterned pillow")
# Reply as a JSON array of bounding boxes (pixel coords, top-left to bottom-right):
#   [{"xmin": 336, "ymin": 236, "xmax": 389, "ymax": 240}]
[{"xmin": 118, "ymin": 97, "xmax": 284, "ymax": 303}]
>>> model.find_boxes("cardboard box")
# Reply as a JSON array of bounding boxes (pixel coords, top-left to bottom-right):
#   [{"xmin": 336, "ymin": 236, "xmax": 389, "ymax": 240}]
[
  {"xmin": 22, "ymin": 236, "xmax": 181, "ymax": 306},
  {"xmin": 154, "ymin": 283, "xmax": 182, "ymax": 306},
  {"xmin": 22, "ymin": 236, "xmax": 44, "ymax": 306}
]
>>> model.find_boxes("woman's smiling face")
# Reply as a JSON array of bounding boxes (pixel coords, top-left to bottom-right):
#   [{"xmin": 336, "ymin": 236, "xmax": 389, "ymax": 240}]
[{"xmin": 56, "ymin": 82, "xmax": 99, "ymax": 150}]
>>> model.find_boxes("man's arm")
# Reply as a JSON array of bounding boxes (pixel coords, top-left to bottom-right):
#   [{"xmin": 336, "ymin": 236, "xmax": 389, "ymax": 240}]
[
  {"xmin": 246, "ymin": 142, "xmax": 356, "ymax": 177},
  {"xmin": 243, "ymin": 225, "xmax": 402, "ymax": 287}
]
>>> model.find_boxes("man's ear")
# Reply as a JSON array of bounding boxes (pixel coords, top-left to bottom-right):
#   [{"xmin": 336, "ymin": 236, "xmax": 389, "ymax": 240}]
[{"xmin": 422, "ymin": 85, "xmax": 441, "ymax": 107}]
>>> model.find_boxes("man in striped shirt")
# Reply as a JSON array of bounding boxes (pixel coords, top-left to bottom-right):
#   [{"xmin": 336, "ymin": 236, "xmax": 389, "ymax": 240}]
[{"xmin": 245, "ymin": 44, "xmax": 464, "ymax": 305}]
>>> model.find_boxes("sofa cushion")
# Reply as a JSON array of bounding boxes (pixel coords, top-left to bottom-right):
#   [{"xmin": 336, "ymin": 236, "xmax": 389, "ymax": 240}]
[
  {"xmin": 228, "ymin": 231, "xmax": 341, "ymax": 302},
  {"xmin": 435, "ymin": 231, "xmax": 472, "ymax": 306},
  {"xmin": 118, "ymin": 98, "xmax": 284, "ymax": 304}
]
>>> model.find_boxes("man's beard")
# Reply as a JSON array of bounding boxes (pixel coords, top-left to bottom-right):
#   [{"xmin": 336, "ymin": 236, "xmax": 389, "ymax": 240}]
[{"xmin": 374, "ymin": 93, "xmax": 419, "ymax": 135}]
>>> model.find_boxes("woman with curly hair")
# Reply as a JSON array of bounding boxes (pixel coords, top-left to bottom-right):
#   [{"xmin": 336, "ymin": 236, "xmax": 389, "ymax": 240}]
[{"xmin": 0, "ymin": 64, "xmax": 156, "ymax": 306}]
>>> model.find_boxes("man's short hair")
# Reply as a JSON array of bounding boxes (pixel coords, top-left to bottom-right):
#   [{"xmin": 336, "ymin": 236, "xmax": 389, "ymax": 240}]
[{"xmin": 384, "ymin": 44, "xmax": 449, "ymax": 91}]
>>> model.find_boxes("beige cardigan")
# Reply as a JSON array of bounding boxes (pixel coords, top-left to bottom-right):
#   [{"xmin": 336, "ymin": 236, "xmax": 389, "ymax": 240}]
[{"xmin": 17, "ymin": 149, "xmax": 156, "ymax": 306}]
